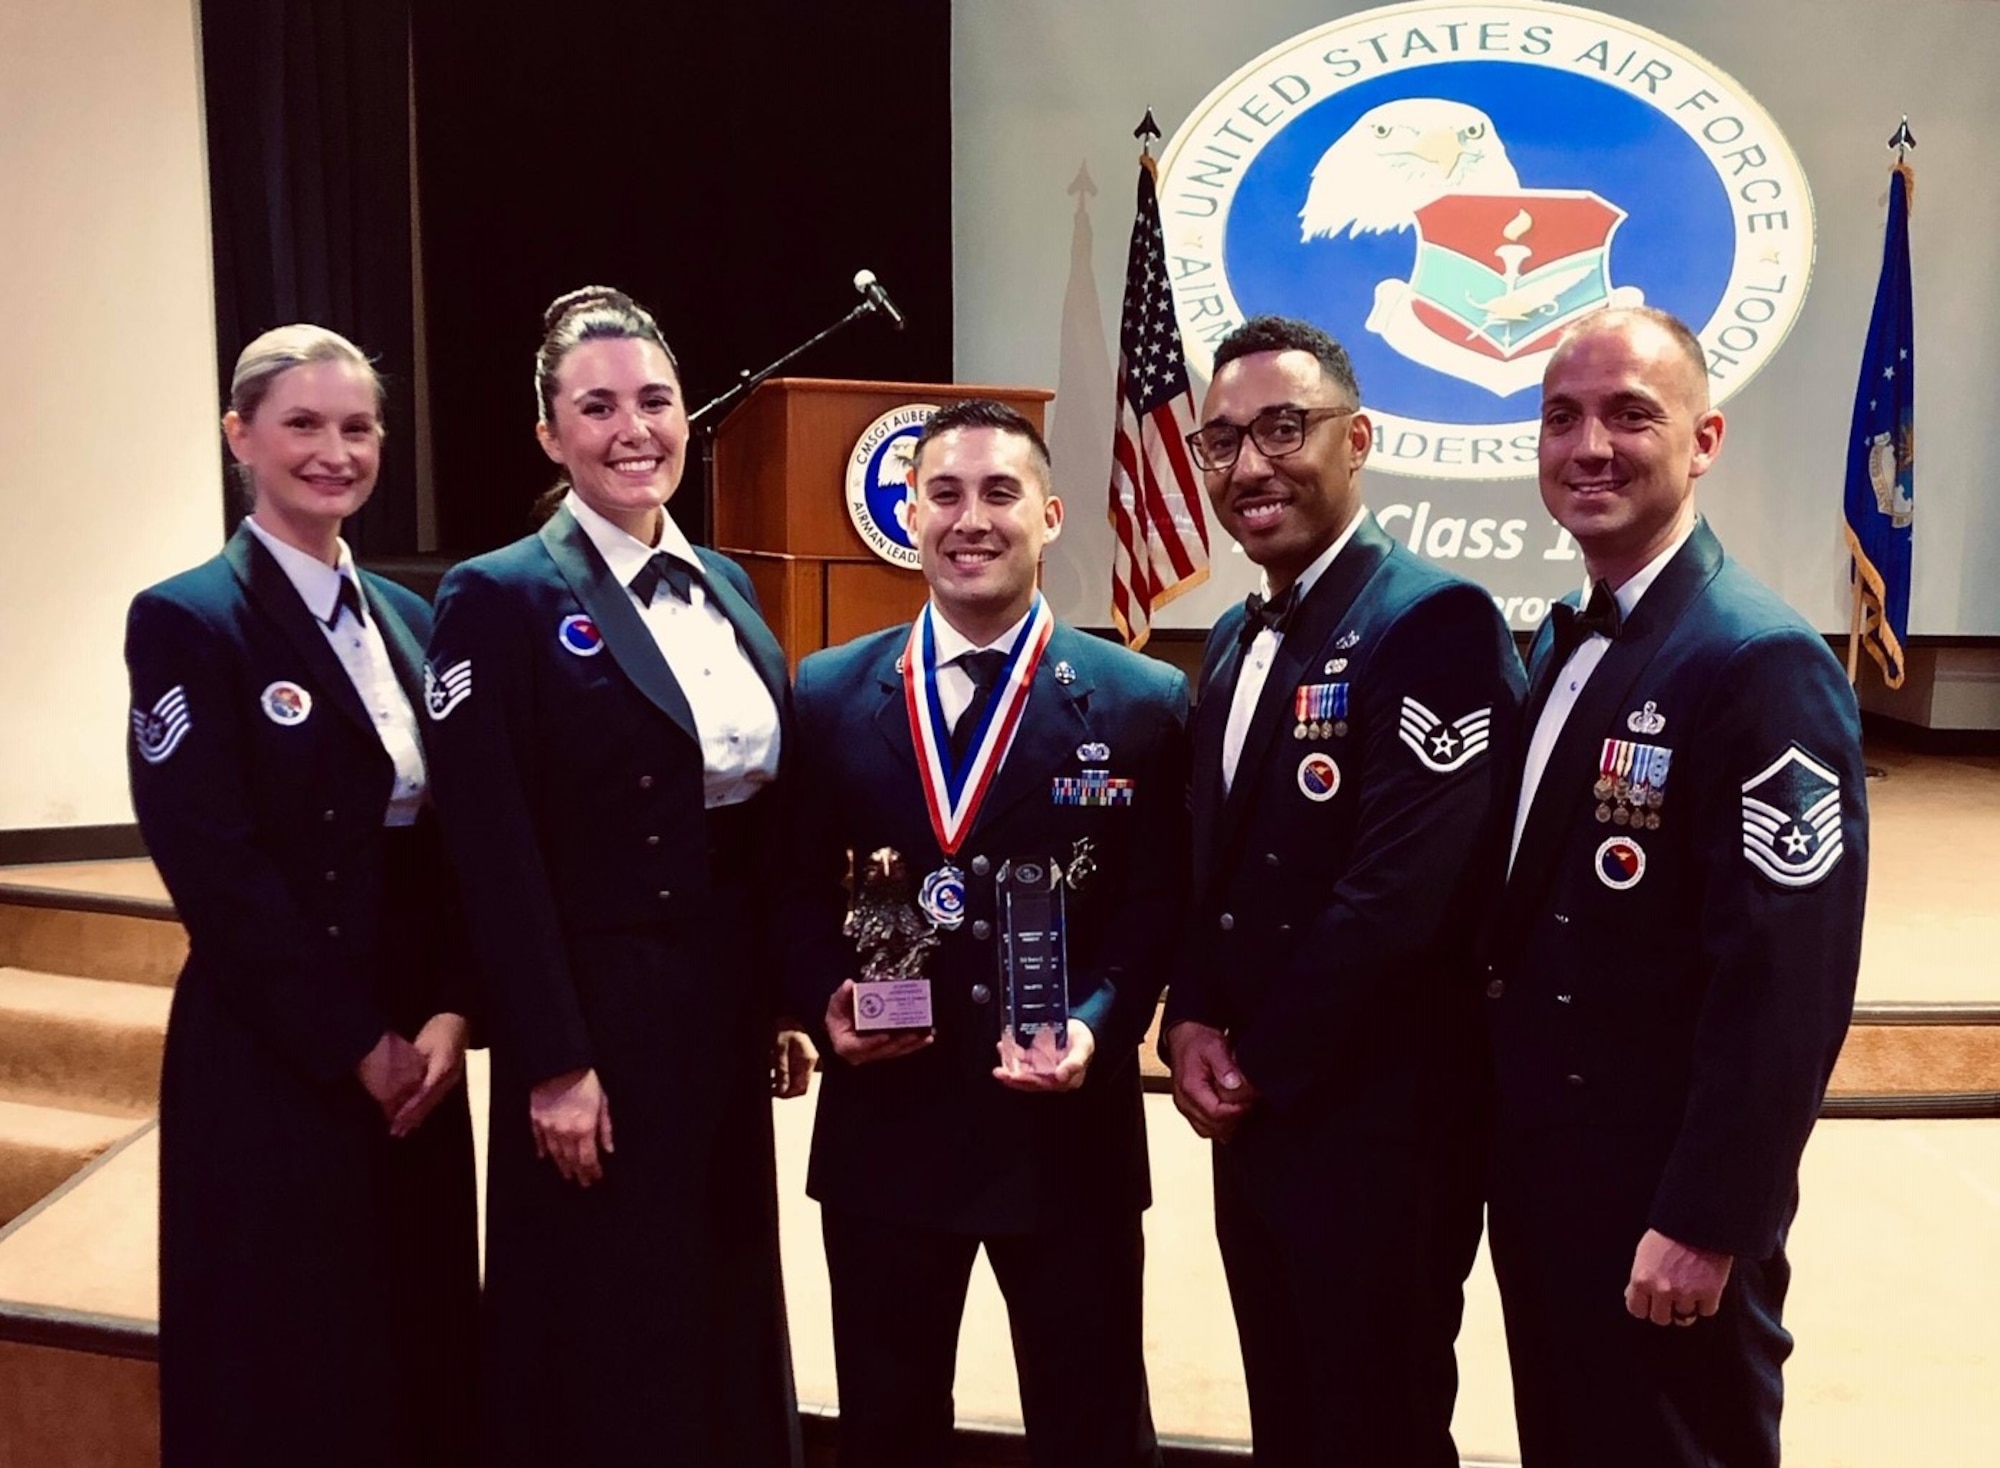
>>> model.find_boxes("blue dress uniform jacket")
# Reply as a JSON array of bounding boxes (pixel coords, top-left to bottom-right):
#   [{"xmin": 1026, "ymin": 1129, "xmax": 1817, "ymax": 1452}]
[
  {"xmin": 424, "ymin": 504, "xmax": 799, "ymax": 1467},
  {"xmin": 786, "ymin": 619, "xmax": 1186, "ymax": 1468},
  {"xmin": 1484, "ymin": 521, "xmax": 1867, "ymax": 1468},
  {"xmin": 1161, "ymin": 512, "xmax": 1525, "ymax": 1466},
  {"xmin": 786, "ymin": 621, "xmax": 1189, "ymax": 1234},
  {"xmin": 126, "ymin": 523, "xmax": 477, "ymax": 1468}
]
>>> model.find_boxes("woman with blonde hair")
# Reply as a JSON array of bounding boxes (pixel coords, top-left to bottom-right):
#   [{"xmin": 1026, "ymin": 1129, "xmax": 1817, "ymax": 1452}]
[{"xmin": 126, "ymin": 324, "xmax": 478, "ymax": 1466}]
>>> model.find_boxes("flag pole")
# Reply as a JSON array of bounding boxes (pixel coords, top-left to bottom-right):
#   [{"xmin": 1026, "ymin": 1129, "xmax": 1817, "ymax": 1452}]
[
  {"xmin": 1846, "ymin": 115, "xmax": 1917, "ymax": 688},
  {"xmin": 1846, "ymin": 579, "xmax": 1863, "ymax": 684}
]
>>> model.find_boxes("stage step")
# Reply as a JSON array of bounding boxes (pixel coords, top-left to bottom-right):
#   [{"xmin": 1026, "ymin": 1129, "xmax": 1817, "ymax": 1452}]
[
  {"xmin": 0, "ymin": 969, "xmax": 170, "ymax": 1121},
  {"xmin": 0, "ymin": 1101, "xmax": 138, "ymax": 1229},
  {"xmin": 0, "ymin": 871, "xmax": 182, "ymax": 990}
]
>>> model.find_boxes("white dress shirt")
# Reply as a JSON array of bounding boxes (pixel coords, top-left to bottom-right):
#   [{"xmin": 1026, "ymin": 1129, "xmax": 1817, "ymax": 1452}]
[
  {"xmin": 1508, "ymin": 524, "xmax": 1695, "ymax": 871},
  {"xmin": 1222, "ymin": 508, "xmax": 1370, "ymax": 793},
  {"xmin": 928, "ymin": 605, "xmax": 1032, "ymax": 730},
  {"xmin": 244, "ymin": 517, "xmax": 427, "ymax": 826},
  {"xmin": 565, "ymin": 492, "xmax": 781, "ymax": 809}
]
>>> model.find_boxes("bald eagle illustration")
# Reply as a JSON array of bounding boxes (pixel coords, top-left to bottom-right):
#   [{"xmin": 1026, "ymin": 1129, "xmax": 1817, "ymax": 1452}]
[
  {"xmin": 1300, "ymin": 98, "xmax": 1519, "ymax": 241},
  {"xmin": 877, "ymin": 435, "xmax": 919, "ymax": 537}
]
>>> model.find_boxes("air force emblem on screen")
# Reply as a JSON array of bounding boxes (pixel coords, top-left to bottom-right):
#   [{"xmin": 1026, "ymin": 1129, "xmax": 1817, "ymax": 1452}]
[
  {"xmin": 1157, "ymin": 3, "xmax": 1814, "ymax": 479},
  {"xmin": 1740, "ymin": 744, "xmax": 1844, "ymax": 889}
]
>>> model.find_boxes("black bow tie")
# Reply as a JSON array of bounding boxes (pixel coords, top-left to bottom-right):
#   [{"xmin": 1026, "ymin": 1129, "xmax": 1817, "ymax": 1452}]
[
  {"xmin": 1553, "ymin": 579, "xmax": 1621, "ymax": 660},
  {"xmin": 1240, "ymin": 583, "xmax": 1300, "ymax": 648},
  {"xmin": 323, "ymin": 575, "xmax": 366, "ymax": 630},
  {"xmin": 1574, "ymin": 579, "xmax": 1622, "ymax": 640},
  {"xmin": 629, "ymin": 552, "xmax": 706, "ymax": 607}
]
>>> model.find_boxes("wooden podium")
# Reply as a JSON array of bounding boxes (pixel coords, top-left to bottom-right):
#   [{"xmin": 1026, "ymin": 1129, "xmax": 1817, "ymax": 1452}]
[{"xmin": 710, "ymin": 378, "xmax": 1054, "ymax": 669}]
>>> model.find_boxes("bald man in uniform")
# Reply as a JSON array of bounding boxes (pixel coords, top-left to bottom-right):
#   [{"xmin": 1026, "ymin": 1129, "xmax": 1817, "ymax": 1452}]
[{"xmin": 1485, "ymin": 307, "xmax": 1867, "ymax": 1467}]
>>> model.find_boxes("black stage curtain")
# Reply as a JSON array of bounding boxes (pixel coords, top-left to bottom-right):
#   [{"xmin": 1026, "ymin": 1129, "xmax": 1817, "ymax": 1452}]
[
  {"xmin": 201, "ymin": 0, "xmax": 419, "ymax": 556},
  {"xmin": 411, "ymin": 3, "xmax": 954, "ymax": 553}
]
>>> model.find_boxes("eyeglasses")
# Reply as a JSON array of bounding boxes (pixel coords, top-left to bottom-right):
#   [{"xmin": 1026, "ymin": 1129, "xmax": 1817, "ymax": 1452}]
[{"xmin": 1184, "ymin": 406, "xmax": 1356, "ymax": 472}]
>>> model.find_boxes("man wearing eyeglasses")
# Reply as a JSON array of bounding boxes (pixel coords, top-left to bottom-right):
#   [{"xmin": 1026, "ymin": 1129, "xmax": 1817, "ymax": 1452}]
[{"xmin": 1160, "ymin": 315, "xmax": 1524, "ymax": 1465}]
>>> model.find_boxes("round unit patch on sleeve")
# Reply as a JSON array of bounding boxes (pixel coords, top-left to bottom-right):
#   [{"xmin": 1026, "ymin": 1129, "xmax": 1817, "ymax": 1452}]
[
  {"xmin": 425, "ymin": 659, "xmax": 472, "ymax": 720},
  {"xmin": 1740, "ymin": 744, "xmax": 1845, "ymax": 889},
  {"xmin": 132, "ymin": 686, "xmax": 191, "ymax": 765}
]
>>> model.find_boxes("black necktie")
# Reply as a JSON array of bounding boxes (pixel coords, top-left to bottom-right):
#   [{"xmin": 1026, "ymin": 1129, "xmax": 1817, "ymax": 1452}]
[
  {"xmin": 1239, "ymin": 583, "xmax": 1300, "ymax": 649},
  {"xmin": 1552, "ymin": 579, "xmax": 1621, "ymax": 663},
  {"xmin": 629, "ymin": 552, "xmax": 705, "ymax": 607},
  {"xmin": 324, "ymin": 575, "xmax": 366, "ymax": 630},
  {"xmin": 949, "ymin": 650, "xmax": 1009, "ymax": 764}
]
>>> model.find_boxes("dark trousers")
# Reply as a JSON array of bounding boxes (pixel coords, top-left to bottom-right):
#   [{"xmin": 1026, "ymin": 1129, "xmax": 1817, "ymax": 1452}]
[
  {"xmin": 1489, "ymin": 1133, "xmax": 1793, "ymax": 1468},
  {"xmin": 820, "ymin": 1205, "xmax": 1160, "ymax": 1468},
  {"xmin": 1212, "ymin": 1118, "xmax": 1464, "ymax": 1468}
]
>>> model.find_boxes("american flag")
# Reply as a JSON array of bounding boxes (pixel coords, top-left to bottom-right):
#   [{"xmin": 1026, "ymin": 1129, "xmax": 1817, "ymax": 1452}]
[{"xmin": 1107, "ymin": 155, "xmax": 1209, "ymax": 648}]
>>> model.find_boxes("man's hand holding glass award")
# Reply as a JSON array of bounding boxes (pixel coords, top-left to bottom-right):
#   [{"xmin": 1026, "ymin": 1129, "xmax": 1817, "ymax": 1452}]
[{"xmin": 991, "ymin": 852, "xmax": 1094, "ymax": 1093}]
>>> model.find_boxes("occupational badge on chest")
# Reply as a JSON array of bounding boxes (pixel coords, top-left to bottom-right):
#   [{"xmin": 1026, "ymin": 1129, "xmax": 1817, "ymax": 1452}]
[
  {"xmin": 1595, "ymin": 739, "xmax": 1671, "ymax": 830},
  {"xmin": 1293, "ymin": 682, "xmax": 1348, "ymax": 740}
]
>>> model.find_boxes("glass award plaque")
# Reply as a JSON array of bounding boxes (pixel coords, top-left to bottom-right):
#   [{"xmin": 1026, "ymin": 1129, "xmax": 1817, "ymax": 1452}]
[{"xmin": 996, "ymin": 858, "xmax": 1069, "ymax": 1048}]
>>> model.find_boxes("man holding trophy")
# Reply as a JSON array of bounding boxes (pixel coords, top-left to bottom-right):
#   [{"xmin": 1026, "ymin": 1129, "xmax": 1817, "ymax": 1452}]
[{"xmin": 786, "ymin": 400, "xmax": 1189, "ymax": 1468}]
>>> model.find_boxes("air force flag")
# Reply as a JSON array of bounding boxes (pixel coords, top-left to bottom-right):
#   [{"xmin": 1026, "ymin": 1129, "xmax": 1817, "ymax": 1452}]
[{"xmin": 1842, "ymin": 161, "xmax": 1915, "ymax": 689}]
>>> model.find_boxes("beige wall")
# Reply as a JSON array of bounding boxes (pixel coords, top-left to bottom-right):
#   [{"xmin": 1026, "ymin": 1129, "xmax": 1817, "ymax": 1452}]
[{"xmin": 0, "ymin": 0, "xmax": 220, "ymax": 831}]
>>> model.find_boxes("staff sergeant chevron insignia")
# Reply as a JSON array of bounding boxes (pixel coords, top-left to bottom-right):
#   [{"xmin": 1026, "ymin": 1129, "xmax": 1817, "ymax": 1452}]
[
  {"xmin": 1398, "ymin": 696, "xmax": 1492, "ymax": 773},
  {"xmin": 1740, "ymin": 743, "xmax": 1845, "ymax": 888},
  {"xmin": 132, "ymin": 685, "xmax": 191, "ymax": 765},
  {"xmin": 425, "ymin": 659, "xmax": 472, "ymax": 721}
]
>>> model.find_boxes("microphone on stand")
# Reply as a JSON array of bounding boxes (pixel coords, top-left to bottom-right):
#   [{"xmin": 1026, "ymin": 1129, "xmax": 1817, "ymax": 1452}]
[{"xmin": 852, "ymin": 269, "xmax": 908, "ymax": 331}]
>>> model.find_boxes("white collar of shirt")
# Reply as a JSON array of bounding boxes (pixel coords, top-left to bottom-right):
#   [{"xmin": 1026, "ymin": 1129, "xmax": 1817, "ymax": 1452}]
[
  {"xmin": 1591, "ymin": 521, "xmax": 1695, "ymax": 622},
  {"xmin": 1508, "ymin": 521, "xmax": 1698, "ymax": 872},
  {"xmin": 929, "ymin": 604, "xmax": 1031, "ymax": 667},
  {"xmin": 564, "ymin": 490, "xmax": 703, "ymax": 595},
  {"xmin": 244, "ymin": 516, "xmax": 360, "ymax": 624},
  {"xmin": 1259, "ymin": 506, "xmax": 1369, "ymax": 609},
  {"xmin": 1221, "ymin": 509, "xmax": 1368, "ymax": 794}
]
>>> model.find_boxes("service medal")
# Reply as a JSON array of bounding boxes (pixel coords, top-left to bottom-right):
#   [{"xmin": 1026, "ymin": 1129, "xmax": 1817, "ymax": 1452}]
[
  {"xmin": 918, "ymin": 865, "xmax": 968, "ymax": 930},
  {"xmin": 904, "ymin": 595, "xmax": 1052, "ymax": 873}
]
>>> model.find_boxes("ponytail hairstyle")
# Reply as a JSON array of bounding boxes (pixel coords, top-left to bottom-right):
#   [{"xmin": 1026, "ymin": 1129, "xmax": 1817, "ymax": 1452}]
[
  {"xmin": 530, "ymin": 286, "xmax": 681, "ymax": 524},
  {"xmin": 225, "ymin": 324, "xmax": 382, "ymax": 507}
]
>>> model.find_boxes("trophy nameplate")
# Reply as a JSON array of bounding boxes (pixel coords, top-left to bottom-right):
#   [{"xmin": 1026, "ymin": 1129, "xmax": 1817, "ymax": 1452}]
[{"xmin": 844, "ymin": 848, "xmax": 937, "ymax": 1031}]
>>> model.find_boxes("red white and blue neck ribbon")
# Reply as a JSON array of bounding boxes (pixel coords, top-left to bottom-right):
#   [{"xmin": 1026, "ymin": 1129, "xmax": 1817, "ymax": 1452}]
[{"xmin": 905, "ymin": 594, "xmax": 1053, "ymax": 856}]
